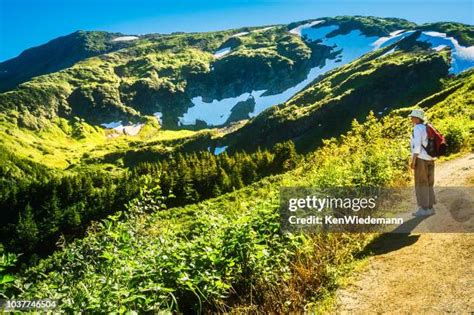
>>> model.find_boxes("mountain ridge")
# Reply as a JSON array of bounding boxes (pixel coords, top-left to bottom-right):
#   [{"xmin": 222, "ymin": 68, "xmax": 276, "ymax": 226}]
[
  {"xmin": 1, "ymin": 16, "xmax": 472, "ymax": 133},
  {"xmin": 0, "ymin": 30, "xmax": 140, "ymax": 92}
]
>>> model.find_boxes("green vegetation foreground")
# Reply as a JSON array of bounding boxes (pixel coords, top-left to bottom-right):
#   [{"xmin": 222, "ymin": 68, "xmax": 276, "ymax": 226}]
[{"xmin": 0, "ymin": 69, "xmax": 471, "ymax": 312}]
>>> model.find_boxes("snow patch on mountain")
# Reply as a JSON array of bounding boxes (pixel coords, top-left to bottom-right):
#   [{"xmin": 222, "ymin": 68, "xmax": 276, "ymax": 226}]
[
  {"xmin": 252, "ymin": 26, "xmax": 274, "ymax": 33},
  {"xmin": 301, "ymin": 25, "xmax": 339, "ymax": 42},
  {"xmin": 247, "ymin": 58, "xmax": 341, "ymax": 117},
  {"xmin": 390, "ymin": 30, "xmax": 405, "ymax": 36},
  {"xmin": 432, "ymin": 45, "xmax": 447, "ymax": 51},
  {"xmin": 288, "ymin": 20, "xmax": 324, "ymax": 36},
  {"xmin": 325, "ymin": 29, "xmax": 379, "ymax": 62},
  {"xmin": 179, "ymin": 93, "xmax": 253, "ymax": 126},
  {"xmin": 291, "ymin": 23, "xmax": 379, "ymax": 60},
  {"xmin": 101, "ymin": 121, "xmax": 143, "ymax": 135},
  {"xmin": 112, "ymin": 36, "xmax": 139, "ymax": 42},
  {"xmin": 122, "ymin": 124, "xmax": 143, "ymax": 136},
  {"xmin": 101, "ymin": 121, "xmax": 123, "ymax": 128},
  {"xmin": 214, "ymin": 47, "xmax": 232, "ymax": 58},
  {"xmin": 214, "ymin": 146, "xmax": 228, "ymax": 155},
  {"xmin": 212, "ymin": 30, "xmax": 260, "ymax": 59},
  {"xmin": 178, "ymin": 61, "xmax": 346, "ymax": 126},
  {"xmin": 231, "ymin": 31, "xmax": 249, "ymax": 37},
  {"xmin": 371, "ymin": 30, "xmax": 474, "ymax": 73},
  {"xmin": 153, "ymin": 112, "xmax": 163, "ymax": 124},
  {"xmin": 416, "ymin": 31, "xmax": 474, "ymax": 74},
  {"xmin": 378, "ymin": 47, "xmax": 397, "ymax": 58},
  {"xmin": 372, "ymin": 30, "xmax": 408, "ymax": 49}
]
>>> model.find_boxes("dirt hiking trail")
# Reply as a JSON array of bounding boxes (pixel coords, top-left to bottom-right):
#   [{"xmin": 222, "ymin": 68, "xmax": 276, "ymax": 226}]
[{"xmin": 333, "ymin": 153, "xmax": 474, "ymax": 314}]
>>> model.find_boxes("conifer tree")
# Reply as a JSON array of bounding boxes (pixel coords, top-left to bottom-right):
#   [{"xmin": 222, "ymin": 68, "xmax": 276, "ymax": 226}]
[{"xmin": 16, "ymin": 204, "xmax": 39, "ymax": 251}]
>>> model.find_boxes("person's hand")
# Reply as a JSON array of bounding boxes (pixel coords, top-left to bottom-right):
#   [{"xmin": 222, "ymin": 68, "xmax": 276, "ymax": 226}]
[{"xmin": 410, "ymin": 159, "xmax": 416, "ymax": 170}]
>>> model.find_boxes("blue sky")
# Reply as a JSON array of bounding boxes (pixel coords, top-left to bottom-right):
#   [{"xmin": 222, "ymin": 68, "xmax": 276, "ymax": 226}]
[{"xmin": 0, "ymin": 0, "xmax": 472, "ymax": 61}]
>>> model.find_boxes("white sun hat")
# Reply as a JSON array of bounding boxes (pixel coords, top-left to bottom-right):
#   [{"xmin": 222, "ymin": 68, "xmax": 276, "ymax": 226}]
[{"xmin": 408, "ymin": 109, "xmax": 426, "ymax": 121}]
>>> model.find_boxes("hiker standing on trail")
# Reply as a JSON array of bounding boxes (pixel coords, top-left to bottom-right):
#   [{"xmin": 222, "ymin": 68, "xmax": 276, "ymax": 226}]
[{"xmin": 409, "ymin": 109, "xmax": 436, "ymax": 216}]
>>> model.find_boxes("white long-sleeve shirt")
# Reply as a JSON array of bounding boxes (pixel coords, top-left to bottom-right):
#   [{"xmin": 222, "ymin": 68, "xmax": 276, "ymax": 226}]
[{"xmin": 411, "ymin": 123, "xmax": 434, "ymax": 161}]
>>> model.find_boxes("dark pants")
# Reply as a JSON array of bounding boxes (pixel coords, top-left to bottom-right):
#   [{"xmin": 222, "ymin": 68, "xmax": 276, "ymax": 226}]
[{"xmin": 414, "ymin": 158, "xmax": 436, "ymax": 209}]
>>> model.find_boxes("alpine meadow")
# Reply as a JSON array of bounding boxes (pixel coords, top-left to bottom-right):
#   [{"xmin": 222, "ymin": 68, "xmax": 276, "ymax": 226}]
[{"xmin": 0, "ymin": 13, "xmax": 473, "ymax": 313}]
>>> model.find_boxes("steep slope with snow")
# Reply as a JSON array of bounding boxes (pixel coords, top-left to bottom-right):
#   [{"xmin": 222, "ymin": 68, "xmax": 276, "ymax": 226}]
[
  {"xmin": 373, "ymin": 30, "xmax": 474, "ymax": 73},
  {"xmin": 211, "ymin": 33, "xmax": 453, "ymax": 152}
]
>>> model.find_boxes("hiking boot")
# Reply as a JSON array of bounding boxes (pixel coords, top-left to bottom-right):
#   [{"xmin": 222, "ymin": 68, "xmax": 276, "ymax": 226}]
[
  {"xmin": 412, "ymin": 208, "xmax": 431, "ymax": 217},
  {"xmin": 426, "ymin": 208, "xmax": 435, "ymax": 215}
]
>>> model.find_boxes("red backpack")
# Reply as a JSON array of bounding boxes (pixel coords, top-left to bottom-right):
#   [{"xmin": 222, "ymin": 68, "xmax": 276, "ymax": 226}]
[{"xmin": 423, "ymin": 123, "xmax": 447, "ymax": 157}]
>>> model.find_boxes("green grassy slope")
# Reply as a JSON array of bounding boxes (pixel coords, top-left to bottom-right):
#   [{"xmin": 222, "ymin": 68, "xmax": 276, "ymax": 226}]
[
  {"xmin": 5, "ymin": 70, "xmax": 472, "ymax": 313},
  {"xmin": 0, "ymin": 113, "xmax": 197, "ymax": 170}
]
